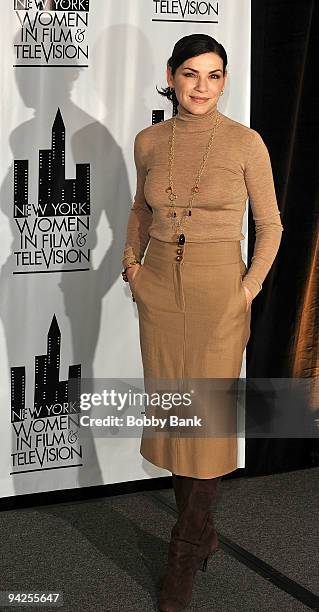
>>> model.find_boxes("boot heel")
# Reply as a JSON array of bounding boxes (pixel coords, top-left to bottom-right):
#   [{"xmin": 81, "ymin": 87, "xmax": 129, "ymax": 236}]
[{"xmin": 201, "ymin": 556, "xmax": 208, "ymax": 572}]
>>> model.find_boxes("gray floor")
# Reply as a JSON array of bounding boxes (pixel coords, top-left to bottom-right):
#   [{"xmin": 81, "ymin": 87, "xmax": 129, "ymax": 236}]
[{"xmin": 1, "ymin": 468, "xmax": 318, "ymax": 611}]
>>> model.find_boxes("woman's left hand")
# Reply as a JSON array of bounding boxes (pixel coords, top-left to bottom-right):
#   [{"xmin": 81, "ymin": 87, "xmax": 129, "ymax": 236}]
[{"xmin": 243, "ymin": 286, "xmax": 253, "ymax": 311}]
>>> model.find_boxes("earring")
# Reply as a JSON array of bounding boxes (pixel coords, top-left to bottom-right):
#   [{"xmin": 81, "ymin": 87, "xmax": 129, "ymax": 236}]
[{"xmin": 220, "ymin": 90, "xmax": 224, "ymax": 95}]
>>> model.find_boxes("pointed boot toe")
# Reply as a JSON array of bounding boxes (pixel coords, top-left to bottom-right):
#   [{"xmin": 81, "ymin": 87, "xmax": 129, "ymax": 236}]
[
  {"xmin": 159, "ymin": 596, "xmax": 188, "ymax": 612},
  {"xmin": 159, "ymin": 564, "xmax": 196, "ymax": 612}
]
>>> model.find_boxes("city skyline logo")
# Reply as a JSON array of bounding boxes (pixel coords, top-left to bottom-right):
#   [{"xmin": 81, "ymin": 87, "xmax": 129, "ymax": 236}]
[
  {"xmin": 10, "ymin": 313, "xmax": 83, "ymax": 474},
  {"xmin": 13, "ymin": 108, "xmax": 91, "ymax": 273}
]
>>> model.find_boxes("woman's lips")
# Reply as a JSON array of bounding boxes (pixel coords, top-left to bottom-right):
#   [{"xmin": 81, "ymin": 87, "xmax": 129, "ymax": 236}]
[{"xmin": 191, "ymin": 97, "xmax": 209, "ymax": 103}]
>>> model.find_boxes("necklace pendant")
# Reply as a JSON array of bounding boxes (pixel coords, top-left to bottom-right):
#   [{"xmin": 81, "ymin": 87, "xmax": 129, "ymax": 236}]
[{"xmin": 178, "ymin": 233, "xmax": 185, "ymax": 246}]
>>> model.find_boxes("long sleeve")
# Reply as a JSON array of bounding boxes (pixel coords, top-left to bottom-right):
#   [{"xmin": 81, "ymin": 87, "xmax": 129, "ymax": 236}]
[
  {"xmin": 242, "ymin": 130, "xmax": 284, "ymax": 299},
  {"xmin": 122, "ymin": 132, "xmax": 153, "ymax": 269}
]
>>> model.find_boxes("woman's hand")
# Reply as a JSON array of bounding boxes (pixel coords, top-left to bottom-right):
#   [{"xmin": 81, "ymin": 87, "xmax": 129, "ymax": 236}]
[
  {"xmin": 126, "ymin": 263, "xmax": 141, "ymax": 289},
  {"xmin": 243, "ymin": 286, "xmax": 253, "ymax": 311}
]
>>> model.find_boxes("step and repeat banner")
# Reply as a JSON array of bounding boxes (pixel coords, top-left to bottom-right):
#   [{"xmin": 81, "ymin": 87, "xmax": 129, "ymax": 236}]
[{"xmin": 0, "ymin": 0, "xmax": 251, "ymax": 497}]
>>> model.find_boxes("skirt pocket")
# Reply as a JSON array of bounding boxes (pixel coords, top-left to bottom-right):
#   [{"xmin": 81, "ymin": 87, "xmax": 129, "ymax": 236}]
[
  {"xmin": 131, "ymin": 265, "xmax": 144, "ymax": 299},
  {"xmin": 239, "ymin": 260, "xmax": 248, "ymax": 313}
]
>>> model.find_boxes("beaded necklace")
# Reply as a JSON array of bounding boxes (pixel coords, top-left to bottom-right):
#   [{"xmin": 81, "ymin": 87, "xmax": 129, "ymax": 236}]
[{"xmin": 165, "ymin": 110, "xmax": 221, "ymax": 247}]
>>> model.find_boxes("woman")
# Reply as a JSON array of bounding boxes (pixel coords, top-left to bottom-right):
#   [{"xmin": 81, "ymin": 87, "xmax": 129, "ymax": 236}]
[{"xmin": 121, "ymin": 34, "xmax": 283, "ymax": 612}]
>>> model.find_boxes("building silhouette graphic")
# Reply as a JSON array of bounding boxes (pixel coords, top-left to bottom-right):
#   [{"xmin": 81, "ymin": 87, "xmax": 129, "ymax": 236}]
[
  {"xmin": 14, "ymin": 108, "xmax": 90, "ymax": 218},
  {"xmin": 11, "ymin": 314, "xmax": 81, "ymax": 422}
]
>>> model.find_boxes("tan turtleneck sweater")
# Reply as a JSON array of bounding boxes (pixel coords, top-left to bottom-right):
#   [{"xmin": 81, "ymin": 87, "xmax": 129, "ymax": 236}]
[{"xmin": 122, "ymin": 104, "xmax": 283, "ymax": 299}]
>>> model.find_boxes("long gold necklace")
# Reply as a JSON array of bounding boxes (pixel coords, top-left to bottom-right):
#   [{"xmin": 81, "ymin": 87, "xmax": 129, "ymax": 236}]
[{"xmin": 165, "ymin": 110, "xmax": 221, "ymax": 247}]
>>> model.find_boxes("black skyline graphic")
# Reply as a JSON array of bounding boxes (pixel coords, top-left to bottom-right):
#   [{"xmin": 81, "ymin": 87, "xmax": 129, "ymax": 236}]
[
  {"xmin": 11, "ymin": 314, "xmax": 81, "ymax": 422},
  {"xmin": 14, "ymin": 108, "xmax": 90, "ymax": 219}
]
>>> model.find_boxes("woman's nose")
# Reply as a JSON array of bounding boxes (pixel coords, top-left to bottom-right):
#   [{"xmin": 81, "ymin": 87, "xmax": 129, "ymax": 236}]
[{"xmin": 194, "ymin": 78, "xmax": 209, "ymax": 92}]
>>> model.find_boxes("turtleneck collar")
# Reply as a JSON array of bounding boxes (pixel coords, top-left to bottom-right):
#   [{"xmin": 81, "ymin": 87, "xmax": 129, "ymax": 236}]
[{"xmin": 174, "ymin": 103, "xmax": 220, "ymax": 133}]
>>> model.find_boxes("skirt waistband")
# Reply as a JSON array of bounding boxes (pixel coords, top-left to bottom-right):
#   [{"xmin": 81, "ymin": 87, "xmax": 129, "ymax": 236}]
[{"xmin": 146, "ymin": 237, "xmax": 243, "ymax": 265}]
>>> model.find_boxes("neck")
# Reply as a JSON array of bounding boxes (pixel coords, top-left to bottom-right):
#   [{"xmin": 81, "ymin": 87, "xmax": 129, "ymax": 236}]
[{"xmin": 175, "ymin": 102, "xmax": 219, "ymax": 132}]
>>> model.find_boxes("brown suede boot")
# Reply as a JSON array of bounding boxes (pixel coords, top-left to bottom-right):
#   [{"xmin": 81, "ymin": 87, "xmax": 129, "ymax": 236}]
[
  {"xmin": 172, "ymin": 474, "xmax": 220, "ymax": 571},
  {"xmin": 158, "ymin": 475, "xmax": 221, "ymax": 612},
  {"xmin": 158, "ymin": 475, "xmax": 220, "ymax": 587}
]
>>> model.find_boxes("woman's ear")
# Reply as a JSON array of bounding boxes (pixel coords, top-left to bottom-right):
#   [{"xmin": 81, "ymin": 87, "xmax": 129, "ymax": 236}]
[{"xmin": 166, "ymin": 65, "xmax": 174, "ymax": 88}]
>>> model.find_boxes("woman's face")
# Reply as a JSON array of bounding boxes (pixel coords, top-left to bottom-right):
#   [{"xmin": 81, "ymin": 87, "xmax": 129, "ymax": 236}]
[{"xmin": 167, "ymin": 51, "xmax": 227, "ymax": 115}]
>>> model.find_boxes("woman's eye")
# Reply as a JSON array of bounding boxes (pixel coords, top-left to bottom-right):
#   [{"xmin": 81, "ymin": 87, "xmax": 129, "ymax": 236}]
[{"xmin": 184, "ymin": 73, "xmax": 219, "ymax": 79}]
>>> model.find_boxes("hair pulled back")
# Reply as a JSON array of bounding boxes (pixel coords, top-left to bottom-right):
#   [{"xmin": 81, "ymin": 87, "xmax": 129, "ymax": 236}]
[{"xmin": 157, "ymin": 34, "xmax": 228, "ymax": 110}]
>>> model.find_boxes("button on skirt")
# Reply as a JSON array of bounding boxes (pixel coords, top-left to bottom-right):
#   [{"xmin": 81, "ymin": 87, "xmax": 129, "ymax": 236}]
[{"xmin": 131, "ymin": 236, "xmax": 251, "ymax": 478}]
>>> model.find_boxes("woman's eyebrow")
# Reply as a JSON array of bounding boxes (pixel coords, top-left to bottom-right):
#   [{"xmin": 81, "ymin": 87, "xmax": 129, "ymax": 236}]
[{"xmin": 182, "ymin": 67, "xmax": 223, "ymax": 73}]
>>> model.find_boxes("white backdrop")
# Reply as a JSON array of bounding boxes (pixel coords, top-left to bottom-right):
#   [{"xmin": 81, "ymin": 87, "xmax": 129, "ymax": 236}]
[{"xmin": 0, "ymin": 0, "xmax": 251, "ymax": 498}]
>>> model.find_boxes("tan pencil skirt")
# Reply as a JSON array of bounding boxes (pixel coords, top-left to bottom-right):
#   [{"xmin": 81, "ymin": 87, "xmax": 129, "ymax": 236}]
[{"xmin": 131, "ymin": 236, "xmax": 251, "ymax": 479}]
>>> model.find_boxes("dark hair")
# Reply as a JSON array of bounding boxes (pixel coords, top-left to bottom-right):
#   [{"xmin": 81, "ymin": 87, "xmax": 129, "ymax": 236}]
[{"xmin": 157, "ymin": 34, "xmax": 228, "ymax": 111}]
